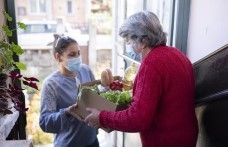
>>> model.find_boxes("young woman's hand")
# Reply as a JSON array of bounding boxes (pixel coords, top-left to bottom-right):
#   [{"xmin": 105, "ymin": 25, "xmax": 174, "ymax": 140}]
[{"xmin": 65, "ymin": 103, "xmax": 84, "ymax": 121}]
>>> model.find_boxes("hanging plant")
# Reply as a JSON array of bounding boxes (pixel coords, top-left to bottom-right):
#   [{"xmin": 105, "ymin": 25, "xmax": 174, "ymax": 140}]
[{"xmin": 0, "ymin": 11, "xmax": 39, "ymax": 116}]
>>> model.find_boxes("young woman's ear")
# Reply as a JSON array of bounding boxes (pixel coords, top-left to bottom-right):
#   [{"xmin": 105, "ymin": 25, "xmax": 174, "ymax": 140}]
[{"xmin": 55, "ymin": 52, "xmax": 62, "ymax": 62}]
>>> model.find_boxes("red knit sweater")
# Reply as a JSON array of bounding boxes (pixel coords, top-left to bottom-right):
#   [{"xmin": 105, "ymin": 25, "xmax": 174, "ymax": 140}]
[{"xmin": 99, "ymin": 46, "xmax": 198, "ymax": 147}]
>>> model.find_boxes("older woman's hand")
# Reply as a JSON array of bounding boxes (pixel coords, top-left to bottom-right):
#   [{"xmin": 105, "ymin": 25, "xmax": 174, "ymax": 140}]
[{"xmin": 84, "ymin": 108, "xmax": 101, "ymax": 129}]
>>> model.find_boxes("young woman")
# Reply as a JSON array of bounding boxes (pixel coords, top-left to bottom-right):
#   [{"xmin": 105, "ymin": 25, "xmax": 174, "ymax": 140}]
[{"xmin": 39, "ymin": 34, "xmax": 99, "ymax": 147}]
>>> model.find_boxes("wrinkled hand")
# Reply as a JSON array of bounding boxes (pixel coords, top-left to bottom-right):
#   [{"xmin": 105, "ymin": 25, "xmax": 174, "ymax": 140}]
[
  {"xmin": 65, "ymin": 103, "xmax": 83, "ymax": 121},
  {"xmin": 84, "ymin": 108, "xmax": 101, "ymax": 129}
]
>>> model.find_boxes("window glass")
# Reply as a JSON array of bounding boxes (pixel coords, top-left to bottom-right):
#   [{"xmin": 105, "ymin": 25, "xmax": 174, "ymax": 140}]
[
  {"xmin": 67, "ymin": 0, "xmax": 73, "ymax": 14},
  {"xmin": 126, "ymin": 0, "xmax": 143, "ymax": 17},
  {"xmin": 150, "ymin": 0, "xmax": 173, "ymax": 45},
  {"xmin": 113, "ymin": 0, "xmax": 175, "ymax": 76},
  {"xmin": 29, "ymin": 0, "xmax": 46, "ymax": 14},
  {"xmin": 15, "ymin": 0, "xmax": 113, "ymax": 146},
  {"xmin": 39, "ymin": 0, "xmax": 46, "ymax": 13},
  {"xmin": 122, "ymin": 0, "xmax": 173, "ymax": 64},
  {"xmin": 29, "ymin": 0, "xmax": 37, "ymax": 13},
  {"xmin": 30, "ymin": 24, "xmax": 46, "ymax": 33},
  {"xmin": 46, "ymin": 24, "xmax": 57, "ymax": 32}
]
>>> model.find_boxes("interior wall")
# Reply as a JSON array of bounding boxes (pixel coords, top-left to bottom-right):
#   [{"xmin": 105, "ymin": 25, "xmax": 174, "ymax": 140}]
[
  {"xmin": 187, "ymin": 0, "xmax": 228, "ymax": 63},
  {"xmin": 0, "ymin": 0, "xmax": 6, "ymax": 40}
]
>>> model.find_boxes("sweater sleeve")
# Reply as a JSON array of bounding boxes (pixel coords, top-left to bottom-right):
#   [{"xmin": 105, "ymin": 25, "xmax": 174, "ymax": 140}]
[
  {"xmin": 99, "ymin": 62, "xmax": 163, "ymax": 132},
  {"xmin": 39, "ymin": 80, "xmax": 72, "ymax": 133}
]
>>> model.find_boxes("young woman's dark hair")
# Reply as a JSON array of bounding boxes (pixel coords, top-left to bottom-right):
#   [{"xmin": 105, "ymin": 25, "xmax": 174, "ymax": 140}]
[{"xmin": 53, "ymin": 34, "xmax": 78, "ymax": 55}]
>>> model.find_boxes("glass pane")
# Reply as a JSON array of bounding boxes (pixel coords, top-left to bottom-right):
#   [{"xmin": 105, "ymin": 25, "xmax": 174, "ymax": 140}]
[
  {"xmin": 116, "ymin": 0, "xmax": 126, "ymax": 43},
  {"xmin": 15, "ymin": 0, "xmax": 114, "ymax": 145},
  {"xmin": 67, "ymin": 0, "xmax": 73, "ymax": 14},
  {"xmin": 29, "ymin": 0, "xmax": 37, "ymax": 13},
  {"xmin": 126, "ymin": 0, "xmax": 144, "ymax": 17},
  {"xmin": 46, "ymin": 24, "xmax": 57, "ymax": 33},
  {"xmin": 30, "ymin": 24, "xmax": 46, "ymax": 33},
  {"xmin": 150, "ymin": 0, "xmax": 173, "ymax": 45},
  {"xmin": 39, "ymin": 0, "xmax": 46, "ymax": 13}
]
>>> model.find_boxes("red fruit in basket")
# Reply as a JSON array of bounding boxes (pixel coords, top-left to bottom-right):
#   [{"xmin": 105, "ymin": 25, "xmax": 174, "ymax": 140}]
[
  {"xmin": 119, "ymin": 82, "xmax": 123, "ymax": 89},
  {"xmin": 113, "ymin": 81, "xmax": 119, "ymax": 86},
  {"xmin": 109, "ymin": 80, "xmax": 123, "ymax": 91},
  {"xmin": 110, "ymin": 82, "xmax": 117, "ymax": 90}
]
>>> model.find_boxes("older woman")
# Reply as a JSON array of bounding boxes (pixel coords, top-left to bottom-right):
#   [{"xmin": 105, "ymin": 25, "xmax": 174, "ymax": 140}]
[{"xmin": 84, "ymin": 11, "xmax": 198, "ymax": 147}]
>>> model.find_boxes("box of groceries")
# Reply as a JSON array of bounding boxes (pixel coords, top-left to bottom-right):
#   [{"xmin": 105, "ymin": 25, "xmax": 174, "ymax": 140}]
[{"xmin": 74, "ymin": 69, "xmax": 133, "ymax": 132}]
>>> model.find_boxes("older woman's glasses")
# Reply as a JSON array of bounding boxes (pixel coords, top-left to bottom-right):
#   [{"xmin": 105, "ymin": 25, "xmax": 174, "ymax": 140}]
[{"xmin": 54, "ymin": 35, "xmax": 69, "ymax": 48}]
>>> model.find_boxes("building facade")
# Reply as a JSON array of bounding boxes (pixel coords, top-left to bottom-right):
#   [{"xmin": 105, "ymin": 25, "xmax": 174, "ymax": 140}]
[{"xmin": 15, "ymin": 0, "xmax": 89, "ymax": 29}]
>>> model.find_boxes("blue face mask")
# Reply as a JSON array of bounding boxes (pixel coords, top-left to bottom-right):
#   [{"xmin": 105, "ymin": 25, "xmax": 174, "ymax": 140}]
[
  {"xmin": 64, "ymin": 56, "xmax": 82, "ymax": 72},
  {"xmin": 126, "ymin": 44, "xmax": 141, "ymax": 61}
]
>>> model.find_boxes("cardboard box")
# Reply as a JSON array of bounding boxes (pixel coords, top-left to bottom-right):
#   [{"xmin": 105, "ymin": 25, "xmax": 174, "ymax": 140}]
[{"xmin": 74, "ymin": 76, "xmax": 128, "ymax": 132}]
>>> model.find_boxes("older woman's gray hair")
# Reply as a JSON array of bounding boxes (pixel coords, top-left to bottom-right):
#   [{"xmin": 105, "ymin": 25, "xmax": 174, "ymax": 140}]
[{"xmin": 119, "ymin": 11, "xmax": 167, "ymax": 48}]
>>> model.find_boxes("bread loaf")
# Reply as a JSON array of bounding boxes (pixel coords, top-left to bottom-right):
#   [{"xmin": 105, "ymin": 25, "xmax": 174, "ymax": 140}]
[
  {"xmin": 101, "ymin": 70, "xmax": 110, "ymax": 87},
  {"xmin": 106, "ymin": 68, "xmax": 114, "ymax": 84}
]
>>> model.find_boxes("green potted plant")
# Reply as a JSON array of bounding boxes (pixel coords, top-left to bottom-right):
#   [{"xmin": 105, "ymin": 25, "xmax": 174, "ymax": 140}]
[{"xmin": 0, "ymin": 11, "xmax": 39, "ymax": 116}]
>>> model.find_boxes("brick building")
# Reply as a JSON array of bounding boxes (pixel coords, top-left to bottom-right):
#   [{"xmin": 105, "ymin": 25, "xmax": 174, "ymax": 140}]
[{"xmin": 15, "ymin": 0, "xmax": 89, "ymax": 29}]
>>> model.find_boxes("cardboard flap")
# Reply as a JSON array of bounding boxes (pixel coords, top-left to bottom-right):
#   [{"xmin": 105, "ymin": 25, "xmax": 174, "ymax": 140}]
[{"xmin": 75, "ymin": 89, "xmax": 117, "ymax": 119}]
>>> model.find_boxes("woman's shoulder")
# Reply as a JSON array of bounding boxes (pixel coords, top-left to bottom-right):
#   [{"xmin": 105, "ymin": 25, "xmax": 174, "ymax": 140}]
[
  {"xmin": 79, "ymin": 64, "xmax": 91, "ymax": 69},
  {"xmin": 42, "ymin": 71, "xmax": 61, "ymax": 86},
  {"xmin": 147, "ymin": 45, "xmax": 186, "ymax": 61},
  {"xmin": 78, "ymin": 64, "xmax": 92, "ymax": 72},
  {"xmin": 78, "ymin": 64, "xmax": 95, "ymax": 81}
]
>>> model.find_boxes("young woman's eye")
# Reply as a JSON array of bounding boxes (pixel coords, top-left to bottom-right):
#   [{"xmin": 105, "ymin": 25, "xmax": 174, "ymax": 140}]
[{"xmin": 68, "ymin": 53, "xmax": 76, "ymax": 57}]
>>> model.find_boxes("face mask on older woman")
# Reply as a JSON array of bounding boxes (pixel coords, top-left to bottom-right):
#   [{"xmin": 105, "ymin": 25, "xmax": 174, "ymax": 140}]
[{"xmin": 126, "ymin": 44, "xmax": 141, "ymax": 61}]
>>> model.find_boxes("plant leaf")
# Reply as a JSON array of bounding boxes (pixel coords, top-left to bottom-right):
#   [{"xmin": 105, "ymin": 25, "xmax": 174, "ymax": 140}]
[
  {"xmin": 23, "ymin": 80, "xmax": 29, "ymax": 86},
  {"xmin": 9, "ymin": 71, "xmax": 23, "ymax": 79},
  {"xmin": 4, "ymin": 109, "xmax": 13, "ymax": 115},
  {"xmin": 12, "ymin": 42, "xmax": 24, "ymax": 55},
  {"xmin": 24, "ymin": 77, "xmax": 40, "ymax": 82},
  {"xmin": 14, "ymin": 62, "xmax": 26, "ymax": 70},
  {"xmin": 2, "ymin": 25, "xmax": 12, "ymax": 36},
  {"xmin": 3, "ymin": 11, "xmax": 12, "ymax": 21},
  {"xmin": 23, "ymin": 107, "xmax": 29, "ymax": 112},
  {"xmin": 17, "ymin": 22, "xmax": 26, "ymax": 30},
  {"xmin": 28, "ymin": 82, "xmax": 39, "ymax": 90}
]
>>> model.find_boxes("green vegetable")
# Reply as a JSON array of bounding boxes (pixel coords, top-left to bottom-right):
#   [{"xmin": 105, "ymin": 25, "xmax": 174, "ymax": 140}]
[
  {"xmin": 100, "ymin": 90, "xmax": 132, "ymax": 105},
  {"xmin": 81, "ymin": 84, "xmax": 100, "ymax": 94},
  {"xmin": 80, "ymin": 85, "xmax": 132, "ymax": 105},
  {"xmin": 117, "ymin": 91, "xmax": 132, "ymax": 104}
]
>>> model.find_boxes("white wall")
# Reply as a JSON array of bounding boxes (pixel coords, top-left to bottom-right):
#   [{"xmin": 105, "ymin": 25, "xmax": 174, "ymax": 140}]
[{"xmin": 187, "ymin": 0, "xmax": 228, "ymax": 63}]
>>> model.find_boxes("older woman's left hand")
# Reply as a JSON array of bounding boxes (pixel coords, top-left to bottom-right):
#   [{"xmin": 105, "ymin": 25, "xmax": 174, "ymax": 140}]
[{"xmin": 84, "ymin": 108, "xmax": 101, "ymax": 129}]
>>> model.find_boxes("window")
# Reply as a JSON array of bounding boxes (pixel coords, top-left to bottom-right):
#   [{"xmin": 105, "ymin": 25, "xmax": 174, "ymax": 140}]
[
  {"xmin": 29, "ymin": 0, "xmax": 46, "ymax": 14},
  {"xmin": 113, "ymin": 0, "xmax": 175, "ymax": 77},
  {"xmin": 126, "ymin": 0, "xmax": 144, "ymax": 17},
  {"xmin": 67, "ymin": 0, "xmax": 73, "ymax": 14},
  {"xmin": 20, "ymin": 23, "xmax": 56, "ymax": 34},
  {"xmin": 146, "ymin": 0, "xmax": 174, "ymax": 45}
]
